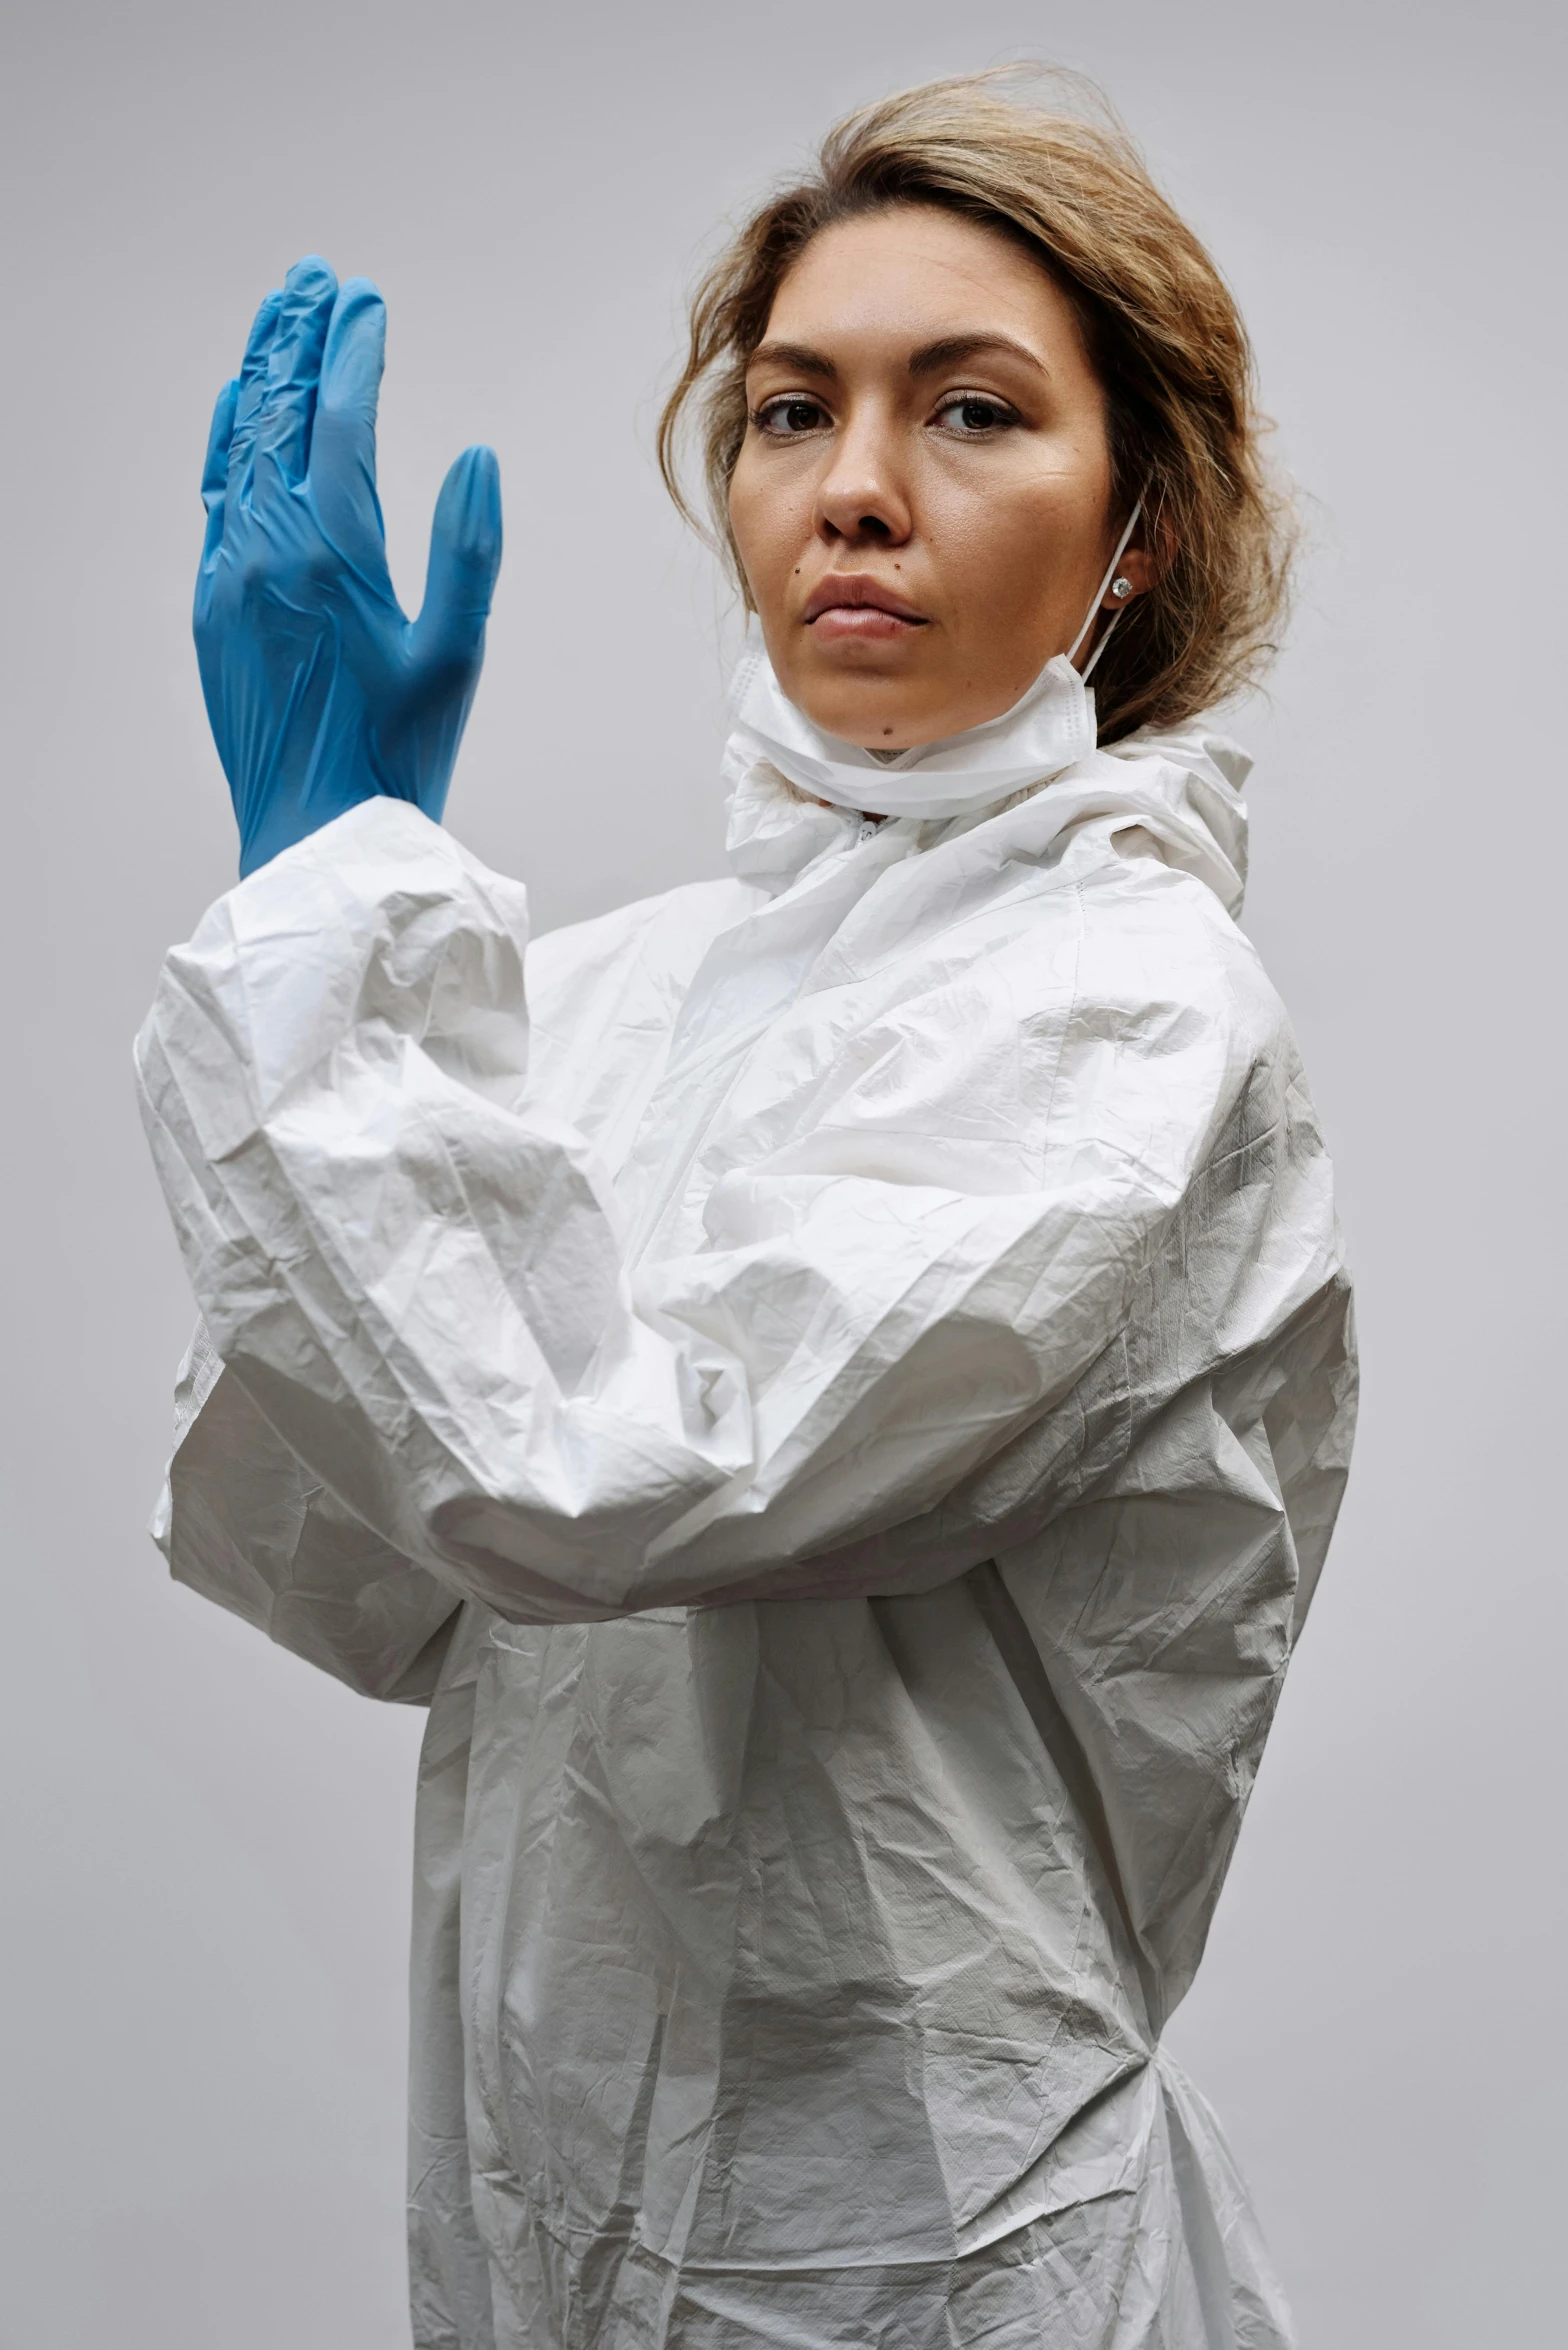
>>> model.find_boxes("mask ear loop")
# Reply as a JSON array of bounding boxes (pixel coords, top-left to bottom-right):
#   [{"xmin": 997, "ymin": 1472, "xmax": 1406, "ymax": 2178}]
[{"xmin": 1067, "ymin": 496, "xmax": 1145, "ymax": 679}]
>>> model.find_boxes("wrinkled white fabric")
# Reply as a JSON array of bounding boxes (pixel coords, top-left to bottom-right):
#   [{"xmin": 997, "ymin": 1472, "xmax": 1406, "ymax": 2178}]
[{"xmin": 137, "ymin": 714, "xmax": 1355, "ymax": 2350}]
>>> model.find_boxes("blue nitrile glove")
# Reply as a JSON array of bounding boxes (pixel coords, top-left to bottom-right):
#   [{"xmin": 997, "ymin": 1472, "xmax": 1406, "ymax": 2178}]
[{"xmin": 195, "ymin": 255, "xmax": 503, "ymax": 876}]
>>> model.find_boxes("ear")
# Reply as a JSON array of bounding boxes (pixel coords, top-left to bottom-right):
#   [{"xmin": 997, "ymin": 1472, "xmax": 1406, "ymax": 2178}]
[
  {"xmin": 1099, "ymin": 509, "xmax": 1172, "ymax": 608},
  {"xmin": 1100, "ymin": 548, "xmax": 1156, "ymax": 606}
]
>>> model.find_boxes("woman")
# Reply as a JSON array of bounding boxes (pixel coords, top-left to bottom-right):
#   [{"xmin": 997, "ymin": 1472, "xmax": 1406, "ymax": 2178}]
[{"xmin": 139, "ymin": 73, "xmax": 1356, "ymax": 2350}]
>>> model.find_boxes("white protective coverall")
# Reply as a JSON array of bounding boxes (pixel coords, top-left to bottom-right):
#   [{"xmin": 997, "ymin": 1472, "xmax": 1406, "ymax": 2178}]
[{"xmin": 137, "ymin": 671, "xmax": 1356, "ymax": 2350}]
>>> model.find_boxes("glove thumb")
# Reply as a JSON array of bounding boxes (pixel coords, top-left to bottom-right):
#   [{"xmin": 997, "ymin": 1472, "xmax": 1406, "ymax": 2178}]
[{"xmin": 412, "ymin": 445, "xmax": 503, "ymax": 675}]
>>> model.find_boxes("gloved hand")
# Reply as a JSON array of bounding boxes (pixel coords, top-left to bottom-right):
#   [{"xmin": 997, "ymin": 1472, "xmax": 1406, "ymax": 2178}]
[{"xmin": 195, "ymin": 255, "xmax": 503, "ymax": 876}]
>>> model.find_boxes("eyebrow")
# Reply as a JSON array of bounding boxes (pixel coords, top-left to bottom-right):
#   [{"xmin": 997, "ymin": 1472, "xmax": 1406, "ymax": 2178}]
[
  {"xmin": 747, "ymin": 340, "xmax": 838, "ymax": 380},
  {"xmin": 906, "ymin": 331, "xmax": 1049, "ymax": 380},
  {"xmin": 746, "ymin": 331, "xmax": 1049, "ymax": 382}
]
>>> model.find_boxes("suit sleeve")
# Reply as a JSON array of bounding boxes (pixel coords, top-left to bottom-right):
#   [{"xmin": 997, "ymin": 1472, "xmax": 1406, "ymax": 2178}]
[
  {"xmin": 154, "ymin": 1320, "xmax": 461, "ymax": 1700},
  {"xmin": 136, "ymin": 797, "xmax": 1325, "ymax": 1623}
]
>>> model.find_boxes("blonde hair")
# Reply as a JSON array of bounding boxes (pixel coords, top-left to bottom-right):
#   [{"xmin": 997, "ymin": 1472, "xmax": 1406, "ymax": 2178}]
[{"xmin": 658, "ymin": 70, "xmax": 1293, "ymax": 743}]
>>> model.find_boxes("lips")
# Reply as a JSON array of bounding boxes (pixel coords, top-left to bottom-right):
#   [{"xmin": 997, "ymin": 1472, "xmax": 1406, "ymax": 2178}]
[{"xmin": 803, "ymin": 574, "xmax": 928, "ymax": 640}]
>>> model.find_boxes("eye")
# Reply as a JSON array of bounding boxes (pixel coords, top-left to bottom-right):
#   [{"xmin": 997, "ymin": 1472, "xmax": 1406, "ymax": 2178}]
[
  {"xmin": 933, "ymin": 392, "xmax": 1019, "ymax": 437},
  {"xmin": 754, "ymin": 394, "xmax": 832, "ymax": 437}
]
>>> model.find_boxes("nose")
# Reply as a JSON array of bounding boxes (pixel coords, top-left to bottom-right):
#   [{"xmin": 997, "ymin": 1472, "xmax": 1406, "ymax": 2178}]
[{"xmin": 813, "ymin": 408, "xmax": 912, "ymax": 548}]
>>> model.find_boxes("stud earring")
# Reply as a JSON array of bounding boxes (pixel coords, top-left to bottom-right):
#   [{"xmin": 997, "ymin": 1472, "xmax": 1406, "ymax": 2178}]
[{"xmin": 1110, "ymin": 576, "xmax": 1134, "ymax": 600}]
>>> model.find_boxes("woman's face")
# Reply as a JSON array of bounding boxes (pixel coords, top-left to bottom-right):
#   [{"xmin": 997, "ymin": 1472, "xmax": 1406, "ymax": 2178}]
[{"xmin": 728, "ymin": 203, "xmax": 1149, "ymax": 749}]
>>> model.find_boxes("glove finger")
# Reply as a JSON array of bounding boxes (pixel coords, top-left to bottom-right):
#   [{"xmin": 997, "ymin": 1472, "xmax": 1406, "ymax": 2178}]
[
  {"xmin": 255, "ymin": 254, "xmax": 338, "ymax": 493},
  {"xmin": 412, "ymin": 445, "xmax": 503, "ymax": 671},
  {"xmin": 225, "ymin": 286, "xmax": 283, "ymax": 511},
  {"xmin": 317, "ymin": 277, "xmax": 386, "ymax": 442},
  {"xmin": 309, "ymin": 278, "xmax": 395, "ymax": 585},
  {"xmin": 199, "ymin": 375, "xmax": 240, "ymax": 570}
]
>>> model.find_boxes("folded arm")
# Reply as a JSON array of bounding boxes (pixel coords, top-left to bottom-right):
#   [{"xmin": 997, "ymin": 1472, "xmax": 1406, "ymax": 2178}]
[{"xmin": 137, "ymin": 798, "xmax": 1264, "ymax": 1622}]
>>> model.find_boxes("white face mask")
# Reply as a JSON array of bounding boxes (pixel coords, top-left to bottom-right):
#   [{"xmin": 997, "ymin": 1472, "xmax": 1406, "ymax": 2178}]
[{"xmin": 731, "ymin": 502, "xmax": 1143, "ymax": 822}]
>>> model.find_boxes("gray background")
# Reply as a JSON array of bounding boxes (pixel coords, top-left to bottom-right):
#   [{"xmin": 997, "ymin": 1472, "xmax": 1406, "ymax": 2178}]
[{"xmin": 1, "ymin": 1, "xmax": 1562, "ymax": 2342}]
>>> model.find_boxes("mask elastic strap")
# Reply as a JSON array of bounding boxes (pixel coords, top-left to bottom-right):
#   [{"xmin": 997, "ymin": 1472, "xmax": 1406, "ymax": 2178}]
[{"xmin": 1067, "ymin": 496, "xmax": 1144, "ymax": 678}]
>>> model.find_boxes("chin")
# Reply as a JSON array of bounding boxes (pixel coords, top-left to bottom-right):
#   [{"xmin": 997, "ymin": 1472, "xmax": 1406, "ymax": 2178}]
[
  {"xmin": 805, "ymin": 701, "xmax": 934, "ymax": 750},
  {"xmin": 814, "ymin": 699, "xmax": 964, "ymax": 751},
  {"xmin": 787, "ymin": 670, "xmax": 945, "ymax": 749}
]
